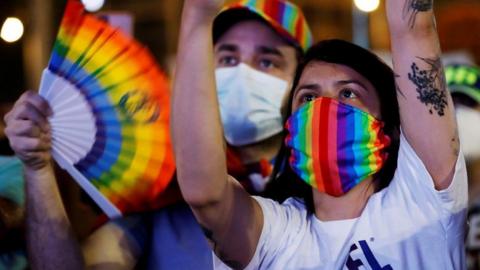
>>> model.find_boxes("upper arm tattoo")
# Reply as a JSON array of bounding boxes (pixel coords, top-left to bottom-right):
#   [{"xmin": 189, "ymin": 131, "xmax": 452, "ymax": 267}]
[
  {"xmin": 408, "ymin": 56, "xmax": 448, "ymax": 116},
  {"xmin": 402, "ymin": 0, "xmax": 433, "ymax": 28}
]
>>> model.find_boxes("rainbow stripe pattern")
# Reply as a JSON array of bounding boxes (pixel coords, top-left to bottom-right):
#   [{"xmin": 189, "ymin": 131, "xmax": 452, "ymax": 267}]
[
  {"xmin": 40, "ymin": 0, "xmax": 175, "ymax": 217},
  {"xmin": 285, "ymin": 98, "xmax": 390, "ymax": 196},
  {"xmin": 221, "ymin": 0, "xmax": 313, "ymax": 52}
]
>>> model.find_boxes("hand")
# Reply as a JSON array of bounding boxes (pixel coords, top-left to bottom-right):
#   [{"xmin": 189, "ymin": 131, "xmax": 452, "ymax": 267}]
[
  {"xmin": 184, "ymin": 0, "xmax": 226, "ymax": 18},
  {"xmin": 4, "ymin": 91, "xmax": 53, "ymax": 170}
]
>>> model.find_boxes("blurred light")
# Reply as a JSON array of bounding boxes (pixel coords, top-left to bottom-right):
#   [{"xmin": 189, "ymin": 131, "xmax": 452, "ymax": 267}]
[
  {"xmin": 82, "ymin": 0, "xmax": 105, "ymax": 12},
  {"xmin": 354, "ymin": 0, "xmax": 380, "ymax": 12},
  {"xmin": 1, "ymin": 17, "xmax": 24, "ymax": 43}
]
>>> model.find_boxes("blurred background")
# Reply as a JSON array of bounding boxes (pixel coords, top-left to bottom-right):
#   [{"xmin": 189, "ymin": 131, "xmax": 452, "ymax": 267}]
[
  {"xmin": 0, "ymin": 0, "xmax": 479, "ymax": 268},
  {"xmin": 1, "ymin": 0, "xmax": 479, "ymax": 96}
]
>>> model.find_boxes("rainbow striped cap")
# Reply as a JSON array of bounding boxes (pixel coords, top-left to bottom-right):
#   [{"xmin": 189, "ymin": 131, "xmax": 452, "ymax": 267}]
[
  {"xmin": 214, "ymin": 0, "xmax": 313, "ymax": 52},
  {"xmin": 445, "ymin": 63, "xmax": 480, "ymax": 104}
]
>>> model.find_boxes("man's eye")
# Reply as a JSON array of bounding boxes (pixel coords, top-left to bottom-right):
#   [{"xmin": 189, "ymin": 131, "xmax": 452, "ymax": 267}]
[
  {"xmin": 219, "ymin": 56, "xmax": 238, "ymax": 66},
  {"xmin": 259, "ymin": 59, "xmax": 275, "ymax": 69},
  {"xmin": 340, "ymin": 89, "xmax": 357, "ymax": 99}
]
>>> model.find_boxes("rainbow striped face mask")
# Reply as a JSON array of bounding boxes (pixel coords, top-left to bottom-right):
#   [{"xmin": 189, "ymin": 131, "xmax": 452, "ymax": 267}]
[{"xmin": 285, "ymin": 97, "xmax": 391, "ymax": 197}]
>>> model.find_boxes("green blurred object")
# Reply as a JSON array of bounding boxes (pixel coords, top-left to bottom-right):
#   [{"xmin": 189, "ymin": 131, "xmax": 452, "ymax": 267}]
[
  {"xmin": 445, "ymin": 64, "xmax": 480, "ymax": 104},
  {"xmin": 0, "ymin": 156, "xmax": 24, "ymax": 206}
]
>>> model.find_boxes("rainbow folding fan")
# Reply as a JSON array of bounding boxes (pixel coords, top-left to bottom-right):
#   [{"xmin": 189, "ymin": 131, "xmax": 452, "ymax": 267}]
[{"xmin": 39, "ymin": 0, "xmax": 175, "ymax": 218}]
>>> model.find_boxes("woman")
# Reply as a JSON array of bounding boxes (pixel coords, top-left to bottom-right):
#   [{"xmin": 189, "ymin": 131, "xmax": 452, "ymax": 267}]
[{"xmin": 172, "ymin": 0, "xmax": 467, "ymax": 269}]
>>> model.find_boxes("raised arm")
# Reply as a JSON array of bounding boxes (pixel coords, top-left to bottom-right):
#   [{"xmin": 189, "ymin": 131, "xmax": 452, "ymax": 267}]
[
  {"xmin": 4, "ymin": 91, "xmax": 85, "ymax": 269},
  {"xmin": 5, "ymin": 91, "xmax": 143, "ymax": 269},
  {"xmin": 387, "ymin": 0, "xmax": 459, "ymax": 189},
  {"xmin": 172, "ymin": 1, "xmax": 262, "ymax": 268}
]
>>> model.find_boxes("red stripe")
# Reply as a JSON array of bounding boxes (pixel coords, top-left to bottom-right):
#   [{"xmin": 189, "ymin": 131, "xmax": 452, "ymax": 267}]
[
  {"xmin": 312, "ymin": 99, "xmax": 324, "ymax": 191},
  {"xmin": 264, "ymin": 0, "xmax": 280, "ymax": 22},
  {"xmin": 295, "ymin": 17, "xmax": 303, "ymax": 46},
  {"xmin": 319, "ymin": 99, "xmax": 333, "ymax": 194}
]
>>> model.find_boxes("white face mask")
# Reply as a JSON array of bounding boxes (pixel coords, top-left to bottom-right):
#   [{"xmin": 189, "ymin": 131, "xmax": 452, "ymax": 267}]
[
  {"xmin": 215, "ymin": 64, "xmax": 289, "ymax": 146},
  {"xmin": 456, "ymin": 105, "xmax": 480, "ymax": 160}
]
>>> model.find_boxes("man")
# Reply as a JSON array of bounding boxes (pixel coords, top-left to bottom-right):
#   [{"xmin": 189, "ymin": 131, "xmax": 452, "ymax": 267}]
[{"xmin": 4, "ymin": 0, "xmax": 312, "ymax": 269}]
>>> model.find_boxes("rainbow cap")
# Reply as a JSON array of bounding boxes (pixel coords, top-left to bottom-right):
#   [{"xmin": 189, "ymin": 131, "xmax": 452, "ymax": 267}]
[
  {"xmin": 445, "ymin": 63, "xmax": 480, "ymax": 104},
  {"xmin": 213, "ymin": 0, "xmax": 313, "ymax": 52}
]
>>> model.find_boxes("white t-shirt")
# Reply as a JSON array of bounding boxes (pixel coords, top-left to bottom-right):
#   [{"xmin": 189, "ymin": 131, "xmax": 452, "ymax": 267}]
[{"xmin": 214, "ymin": 134, "xmax": 468, "ymax": 270}]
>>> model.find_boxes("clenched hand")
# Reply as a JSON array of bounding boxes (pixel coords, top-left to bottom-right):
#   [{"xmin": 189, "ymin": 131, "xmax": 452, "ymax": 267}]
[{"xmin": 4, "ymin": 91, "xmax": 53, "ymax": 170}]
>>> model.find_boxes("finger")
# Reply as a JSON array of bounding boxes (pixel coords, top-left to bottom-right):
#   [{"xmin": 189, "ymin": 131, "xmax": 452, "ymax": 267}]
[
  {"xmin": 14, "ymin": 103, "xmax": 50, "ymax": 132},
  {"xmin": 23, "ymin": 91, "xmax": 53, "ymax": 117},
  {"xmin": 15, "ymin": 137, "xmax": 51, "ymax": 152},
  {"xmin": 4, "ymin": 120, "xmax": 42, "ymax": 138},
  {"xmin": 5, "ymin": 91, "xmax": 52, "ymax": 124}
]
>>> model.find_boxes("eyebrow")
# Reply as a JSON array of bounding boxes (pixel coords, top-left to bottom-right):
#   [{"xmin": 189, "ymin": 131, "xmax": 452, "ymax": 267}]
[
  {"xmin": 295, "ymin": 83, "xmax": 319, "ymax": 91},
  {"xmin": 257, "ymin": 46, "xmax": 283, "ymax": 57},
  {"xmin": 336, "ymin": 80, "xmax": 369, "ymax": 92},
  {"xmin": 216, "ymin": 44, "xmax": 238, "ymax": 53}
]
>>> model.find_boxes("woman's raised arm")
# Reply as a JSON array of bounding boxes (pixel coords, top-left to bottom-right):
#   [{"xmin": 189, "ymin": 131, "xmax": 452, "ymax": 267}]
[{"xmin": 387, "ymin": 0, "xmax": 459, "ymax": 190}]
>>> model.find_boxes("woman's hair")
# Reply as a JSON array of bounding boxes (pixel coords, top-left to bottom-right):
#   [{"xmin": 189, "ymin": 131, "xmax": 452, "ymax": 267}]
[{"xmin": 264, "ymin": 39, "xmax": 401, "ymax": 212}]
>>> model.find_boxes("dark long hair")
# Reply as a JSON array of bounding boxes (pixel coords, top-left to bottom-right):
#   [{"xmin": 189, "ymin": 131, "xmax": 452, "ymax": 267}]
[{"xmin": 264, "ymin": 39, "xmax": 401, "ymax": 212}]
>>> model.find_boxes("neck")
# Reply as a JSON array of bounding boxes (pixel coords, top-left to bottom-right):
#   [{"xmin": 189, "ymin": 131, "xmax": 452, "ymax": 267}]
[
  {"xmin": 313, "ymin": 178, "xmax": 375, "ymax": 221},
  {"xmin": 230, "ymin": 133, "xmax": 283, "ymax": 164}
]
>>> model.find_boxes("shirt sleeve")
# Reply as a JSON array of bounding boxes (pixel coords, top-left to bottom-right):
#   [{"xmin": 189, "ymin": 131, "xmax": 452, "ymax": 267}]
[
  {"xmin": 243, "ymin": 196, "xmax": 308, "ymax": 270},
  {"xmin": 389, "ymin": 131, "xmax": 468, "ymax": 215}
]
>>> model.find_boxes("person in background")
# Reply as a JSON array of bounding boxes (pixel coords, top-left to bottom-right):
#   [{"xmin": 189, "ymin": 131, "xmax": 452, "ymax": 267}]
[
  {"xmin": 0, "ymin": 101, "xmax": 27, "ymax": 270},
  {"xmin": 446, "ymin": 63, "xmax": 480, "ymax": 270},
  {"xmin": 172, "ymin": 0, "xmax": 467, "ymax": 268},
  {"xmin": 3, "ymin": 0, "xmax": 312, "ymax": 269}
]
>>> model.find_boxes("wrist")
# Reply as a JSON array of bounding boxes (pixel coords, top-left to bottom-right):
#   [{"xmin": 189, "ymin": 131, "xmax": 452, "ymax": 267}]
[
  {"xmin": 182, "ymin": 1, "xmax": 219, "ymax": 26},
  {"xmin": 24, "ymin": 162, "xmax": 54, "ymax": 179}
]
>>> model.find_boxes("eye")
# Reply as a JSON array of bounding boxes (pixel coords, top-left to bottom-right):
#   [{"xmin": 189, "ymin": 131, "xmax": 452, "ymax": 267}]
[
  {"xmin": 299, "ymin": 92, "xmax": 317, "ymax": 104},
  {"xmin": 339, "ymin": 88, "xmax": 358, "ymax": 100},
  {"xmin": 259, "ymin": 59, "xmax": 275, "ymax": 70},
  {"xmin": 218, "ymin": 56, "xmax": 239, "ymax": 67}
]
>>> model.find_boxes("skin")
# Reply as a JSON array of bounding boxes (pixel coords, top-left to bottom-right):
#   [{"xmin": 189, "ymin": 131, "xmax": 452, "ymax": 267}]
[
  {"xmin": 214, "ymin": 20, "xmax": 298, "ymax": 164},
  {"xmin": 2, "ymin": 3, "xmax": 300, "ymax": 270},
  {"xmin": 173, "ymin": 0, "xmax": 458, "ymax": 269},
  {"xmin": 292, "ymin": 62, "xmax": 382, "ymax": 220},
  {"xmin": 215, "ymin": 20, "xmax": 297, "ymax": 82}
]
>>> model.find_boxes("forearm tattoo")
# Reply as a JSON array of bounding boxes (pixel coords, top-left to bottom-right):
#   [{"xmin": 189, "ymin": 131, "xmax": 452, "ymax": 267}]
[
  {"xmin": 402, "ymin": 0, "xmax": 433, "ymax": 28},
  {"xmin": 201, "ymin": 225, "xmax": 243, "ymax": 269},
  {"xmin": 408, "ymin": 56, "xmax": 448, "ymax": 116},
  {"xmin": 394, "ymin": 73, "xmax": 407, "ymax": 99}
]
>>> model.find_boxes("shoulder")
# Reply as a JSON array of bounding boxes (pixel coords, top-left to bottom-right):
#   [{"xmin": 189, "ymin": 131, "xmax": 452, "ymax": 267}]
[{"xmin": 253, "ymin": 196, "xmax": 309, "ymax": 221}]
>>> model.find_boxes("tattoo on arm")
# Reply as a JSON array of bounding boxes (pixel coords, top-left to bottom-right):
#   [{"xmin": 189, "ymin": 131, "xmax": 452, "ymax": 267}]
[
  {"xmin": 408, "ymin": 56, "xmax": 448, "ymax": 116},
  {"xmin": 402, "ymin": 0, "xmax": 433, "ymax": 28},
  {"xmin": 394, "ymin": 73, "xmax": 407, "ymax": 99},
  {"xmin": 201, "ymin": 225, "xmax": 244, "ymax": 269},
  {"xmin": 201, "ymin": 225, "xmax": 216, "ymax": 249}
]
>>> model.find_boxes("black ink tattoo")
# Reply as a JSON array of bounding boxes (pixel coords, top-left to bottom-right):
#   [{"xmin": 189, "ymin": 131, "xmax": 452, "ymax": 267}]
[
  {"xmin": 394, "ymin": 73, "xmax": 407, "ymax": 99},
  {"xmin": 408, "ymin": 56, "xmax": 448, "ymax": 116},
  {"xmin": 402, "ymin": 0, "xmax": 433, "ymax": 28},
  {"xmin": 201, "ymin": 225, "xmax": 218, "ymax": 251},
  {"xmin": 451, "ymin": 129, "xmax": 460, "ymax": 157},
  {"xmin": 202, "ymin": 225, "xmax": 244, "ymax": 269}
]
